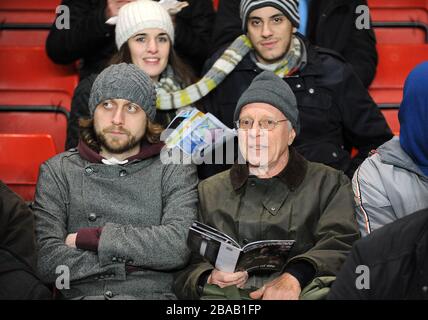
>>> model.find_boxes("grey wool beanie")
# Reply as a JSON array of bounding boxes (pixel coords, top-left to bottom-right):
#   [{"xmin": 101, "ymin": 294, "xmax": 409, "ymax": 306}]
[
  {"xmin": 234, "ymin": 71, "xmax": 300, "ymax": 134},
  {"xmin": 240, "ymin": 0, "xmax": 300, "ymax": 32},
  {"xmin": 88, "ymin": 63, "xmax": 157, "ymax": 121}
]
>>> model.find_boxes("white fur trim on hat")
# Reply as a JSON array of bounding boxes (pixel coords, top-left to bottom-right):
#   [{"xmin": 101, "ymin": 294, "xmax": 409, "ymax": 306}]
[{"xmin": 115, "ymin": 0, "xmax": 175, "ymax": 50}]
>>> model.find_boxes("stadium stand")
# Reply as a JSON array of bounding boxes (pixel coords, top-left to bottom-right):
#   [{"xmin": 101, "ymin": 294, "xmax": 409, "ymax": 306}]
[
  {"xmin": 368, "ymin": 0, "xmax": 428, "ymax": 44},
  {"xmin": 369, "ymin": 43, "xmax": 428, "ymax": 134},
  {"xmin": 0, "ymin": 0, "xmax": 426, "ymax": 200},
  {"xmin": 0, "ymin": 133, "xmax": 56, "ymax": 201},
  {"xmin": 0, "ymin": 0, "xmax": 59, "ymax": 25}
]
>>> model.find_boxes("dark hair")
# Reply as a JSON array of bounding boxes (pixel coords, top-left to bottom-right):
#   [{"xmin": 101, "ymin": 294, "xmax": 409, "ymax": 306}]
[
  {"xmin": 109, "ymin": 41, "xmax": 196, "ymax": 86},
  {"xmin": 79, "ymin": 117, "xmax": 163, "ymax": 153}
]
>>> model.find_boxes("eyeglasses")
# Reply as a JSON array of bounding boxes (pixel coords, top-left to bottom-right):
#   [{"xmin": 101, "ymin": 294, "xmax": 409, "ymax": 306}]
[{"xmin": 234, "ymin": 118, "xmax": 289, "ymax": 131}]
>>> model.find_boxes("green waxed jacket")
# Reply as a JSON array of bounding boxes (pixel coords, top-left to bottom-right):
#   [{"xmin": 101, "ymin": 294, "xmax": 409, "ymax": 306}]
[{"xmin": 174, "ymin": 148, "xmax": 360, "ymax": 299}]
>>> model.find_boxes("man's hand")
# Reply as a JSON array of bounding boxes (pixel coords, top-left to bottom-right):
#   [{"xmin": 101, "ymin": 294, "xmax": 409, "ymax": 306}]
[
  {"xmin": 250, "ymin": 273, "xmax": 301, "ymax": 300},
  {"xmin": 105, "ymin": 0, "xmax": 134, "ymax": 19},
  {"xmin": 65, "ymin": 233, "xmax": 77, "ymax": 248},
  {"xmin": 207, "ymin": 269, "xmax": 248, "ymax": 288}
]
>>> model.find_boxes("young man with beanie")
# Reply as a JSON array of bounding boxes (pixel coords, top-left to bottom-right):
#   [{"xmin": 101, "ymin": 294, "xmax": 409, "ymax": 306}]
[
  {"xmin": 352, "ymin": 62, "xmax": 428, "ymax": 237},
  {"xmin": 210, "ymin": 0, "xmax": 378, "ymax": 88},
  {"xmin": 199, "ymin": 0, "xmax": 392, "ymax": 179},
  {"xmin": 174, "ymin": 71, "xmax": 360, "ymax": 300},
  {"xmin": 33, "ymin": 63, "xmax": 198, "ymax": 299}
]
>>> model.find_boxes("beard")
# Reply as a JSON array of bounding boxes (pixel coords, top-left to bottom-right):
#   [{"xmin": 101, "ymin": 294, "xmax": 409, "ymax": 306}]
[{"xmin": 96, "ymin": 126, "xmax": 142, "ymax": 154}]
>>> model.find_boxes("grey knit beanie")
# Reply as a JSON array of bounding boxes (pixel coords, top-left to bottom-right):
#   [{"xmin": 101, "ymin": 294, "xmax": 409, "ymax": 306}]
[
  {"xmin": 88, "ymin": 63, "xmax": 156, "ymax": 121},
  {"xmin": 240, "ymin": 0, "xmax": 300, "ymax": 32},
  {"xmin": 234, "ymin": 71, "xmax": 300, "ymax": 134}
]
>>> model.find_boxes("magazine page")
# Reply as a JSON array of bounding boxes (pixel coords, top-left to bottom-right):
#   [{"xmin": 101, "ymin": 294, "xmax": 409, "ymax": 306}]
[
  {"xmin": 187, "ymin": 223, "xmax": 241, "ymax": 272},
  {"xmin": 163, "ymin": 108, "xmax": 237, "ymax": 159},
  {"xmin": 215, "ymin": 242, "xmax": 241, "ymax": 273},
  {"xmin": 187, "ymin": 226, "xmax": 223, "ymax": 267},
  {"xmin": 236, "ymin": 240, "xmax": 296, "ymax": 273},
  {"xmin": 191, "ymin": 221, "xmax": 239, "ymax": 247}
]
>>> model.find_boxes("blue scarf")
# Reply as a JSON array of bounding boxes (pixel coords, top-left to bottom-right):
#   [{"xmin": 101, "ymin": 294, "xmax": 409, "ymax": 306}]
[{"xmin": 399, "ymin": 62, "xmax": 428, "ymax": 177}]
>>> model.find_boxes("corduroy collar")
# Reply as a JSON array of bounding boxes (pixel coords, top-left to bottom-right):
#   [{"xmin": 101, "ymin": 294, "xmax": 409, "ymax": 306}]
[
  {"xmin": 230, "ymin": 147, "xmax": 308, "ymax": 191},
  {"xmin": 77, "ymin": 139, "xmax": 164, "ymax": 164}
]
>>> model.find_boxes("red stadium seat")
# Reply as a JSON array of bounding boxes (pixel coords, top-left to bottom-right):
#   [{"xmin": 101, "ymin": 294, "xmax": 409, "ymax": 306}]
[
  {"xmin": 0, "ymin": 133, "xmax": 56, "ymax": 201},
  {"xmin": 0, "ymin": 110, "xmax": 67, "ymax": 153},
  {"xmin": 0, "ymin": 46, "xmax": 78, "ymax": 97},
  {"xmin": 213, "ymin": 0, "xmax": 219, "ymax": 11},
  {"xmin": 369, "ymin": 43, "xmax": 428, "ymax": 105},
  {"xmin": 369, "ymin": 0, "xmax": 428, "ymax": 22},
  {"xmin": 0, "ymin": 30, "xmax": 50, "ymax": 47},
  {"xmin": 368, "ymin": 0, "xmax": 428, "ymax": 43},
  {"xmin": 0, "ymin": 0, "xmax": 59, "ymax": 24},
  {"xmin": 381, "ymin": 108, "xmax": 400, "ymax": 136}
]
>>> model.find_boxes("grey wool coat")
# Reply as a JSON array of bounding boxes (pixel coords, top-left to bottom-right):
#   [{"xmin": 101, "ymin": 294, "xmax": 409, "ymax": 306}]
[{"xmin": 33, "ymin": 146, "xmax": 198, "ymax": 299}]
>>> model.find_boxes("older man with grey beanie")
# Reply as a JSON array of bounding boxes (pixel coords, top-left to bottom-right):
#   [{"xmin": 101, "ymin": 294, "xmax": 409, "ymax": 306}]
[
  {"xmin": 33, "ymin": 63, "xmax": 198, "ymax": 299},
  {"xmin": 174, "ymin": 70, "xmax": 360, "ymax": 300}
]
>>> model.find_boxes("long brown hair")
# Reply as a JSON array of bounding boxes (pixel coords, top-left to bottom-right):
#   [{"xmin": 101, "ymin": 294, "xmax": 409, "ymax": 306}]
[
  {"xmin": 79, "ymin": 117, "xmax": 163, "ymax": 153},
  {"xmin": 109, "ymin": 41, "xmax": 196, "ymax": 86}
]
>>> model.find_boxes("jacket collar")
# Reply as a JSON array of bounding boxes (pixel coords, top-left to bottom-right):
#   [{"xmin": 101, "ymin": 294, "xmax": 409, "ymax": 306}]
[
  {"xmin": 77, "ymin": 139, "xmax": 164, "ymax": 164},
  {"xmin": 230, "ymin": 147, "xmax": 308, "ymax": 191}
]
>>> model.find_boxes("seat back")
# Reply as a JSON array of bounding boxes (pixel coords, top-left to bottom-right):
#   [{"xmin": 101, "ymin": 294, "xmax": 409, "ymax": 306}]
[
  {"xmin": 0, "ymin": 46, "xmax": 78, "ymax": 97},
  {"xmin": 0, "ymin": 133, "xmax": 56, "ymax": 201},
  {"xmin": 369, "ymin": 44, "xmax": 428, "ymax": 105},
  {"xmin": 0, "ymin": 0, "xmax": 59, "ymax": 24}
]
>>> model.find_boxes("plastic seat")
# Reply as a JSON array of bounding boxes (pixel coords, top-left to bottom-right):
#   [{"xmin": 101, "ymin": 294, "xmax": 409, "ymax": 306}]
[
  {"xmin": 213, "ymin": 0, "xmax": 219, "ymax": 11},
  {"xmin": 0, "ymin": 133, "xmax": 56, "ymax": 201},
  {"xmin": 0, "ymin": 110, "xmax": 67, "ymax": 153},
  {"xmin": 0, "ymin": 0, "xmax": 59, "ymax": 24},
  {"xmin": 369, "ymin": 44, "xmax": 428, "ymax": 105},
  {"xmin": 368, "ymin": 0, "xmax": 428, "ymax": 43},
  {"xmin": 381, "ymin": 108, "xmax": 400, "ymax": 136},
  {"xmin": 369, "ymin": 0, "xmax": 428, "ymax": 22},
  {"xmin": 0, "ymin": 46, "xmax": 78, "ymax": 97},
  {"xmin": 0, "ymin": 30, "xmax": 50, "ymax": 47}
]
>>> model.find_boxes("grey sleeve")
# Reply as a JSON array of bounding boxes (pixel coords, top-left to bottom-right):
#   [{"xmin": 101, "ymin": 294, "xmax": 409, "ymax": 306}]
[
  {"xmin": 97, "ymin": 164, "xmax": 198, "ymax": 270},
  {"xmin": 33, "ymin": 162, "xmax": 124, "ymax": 284},
  {"xmin": 352, "ymin": 157, "xmax": 396, "ymax": 237}
]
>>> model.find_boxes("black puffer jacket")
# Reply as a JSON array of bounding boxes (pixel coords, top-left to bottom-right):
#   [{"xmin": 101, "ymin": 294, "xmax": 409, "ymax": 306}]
[
  {"xmin": 46, "ymin": 0, "xmax": 215, "ymax": 77},
  {"xmin": 328, "ymin": 208, "xmax": 428, "ymax": 300},
  {"xmin": 202, "ymin": 35, "xmax": 392, "ymax": 178},
  {"xmin": 211, "ymin": 0, "xmax": 377, "ymax": 87}
]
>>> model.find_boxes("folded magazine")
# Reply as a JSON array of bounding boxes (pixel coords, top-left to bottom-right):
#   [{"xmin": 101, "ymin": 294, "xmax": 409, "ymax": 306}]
[
  {"xmin": 163, "ymin": 108, "xmax": 236, "ymax": 161},
  {"xmin": 187, "ymin": 221, "xmax": 295, "ymax": 273}
]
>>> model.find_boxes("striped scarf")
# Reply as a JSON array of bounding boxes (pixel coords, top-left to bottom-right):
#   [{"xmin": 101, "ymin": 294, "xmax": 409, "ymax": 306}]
[{"xmin": 156, "ymin": 34, "xmax": 302, "ymax": 110}]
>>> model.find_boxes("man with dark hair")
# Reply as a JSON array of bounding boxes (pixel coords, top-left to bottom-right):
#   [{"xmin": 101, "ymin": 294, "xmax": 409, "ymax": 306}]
[
  {"xmin": 200, "ymin": 0, "xmax": 392, "ymax": 179},
  {"xmin": 210, "ymin": 0, "xmax": 378, "ymax": 88},
  {"xmin": 33, "ymin": 63, "xmax": 198, "ymax": 299}
]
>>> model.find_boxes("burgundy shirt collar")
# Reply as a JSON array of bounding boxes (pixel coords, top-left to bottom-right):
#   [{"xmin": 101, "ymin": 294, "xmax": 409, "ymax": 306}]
[{"xmin": 77, "ymin": 139, "xmax": 164, "ymax": 164}]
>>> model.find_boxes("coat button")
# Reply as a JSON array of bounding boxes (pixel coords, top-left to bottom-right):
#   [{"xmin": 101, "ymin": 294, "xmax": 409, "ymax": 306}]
[
  {"xmin": 85, "ymin": 167, "xmax": 94, "ymax": 175},
  {"xmin": 119, "ymin": 170, "xmax": 127, "ymax": 177},
  {"xmin": 112, "ymin": 257, "xmax": 117, "ymax": 262},
  {"xmin": 88, "ymin": 213, "xmax": 97, "ymax": 222},
  {"xmin": 250, "ymin": 181, "xmax": 256, "ymax": 187},
  {"xmin": 296, "ymin": 84, "xmax": 302, "ymax": 89},
  {"xmin": 271, "ymin": 207, "xmax": 276, "ymax": 211},
  {"xmin": 308, "ymin": 88, "xmax": 315, "ymax": 94},
  {"xmin": 332, "ymin": 152, "xmax": 338, "ymax": 158},
  {"xmin": 104, "ymin": 291, "xmax": 113, "ymax": 298},
  {"xmin": 422, "ymin": 286, "xmax": 428, "ymax": 293}
]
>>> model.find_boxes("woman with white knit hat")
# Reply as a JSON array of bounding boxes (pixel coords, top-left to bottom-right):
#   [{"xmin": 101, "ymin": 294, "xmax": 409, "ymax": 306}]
[{"xmin": 110, "ymin": 0, "xmax": 197, "ymax": 126}]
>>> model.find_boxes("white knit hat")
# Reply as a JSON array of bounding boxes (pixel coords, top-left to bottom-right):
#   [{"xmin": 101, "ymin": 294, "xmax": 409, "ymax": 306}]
[{"xmin": 115, "ymin": 0, "xmax": 175, "ymax": 50}]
